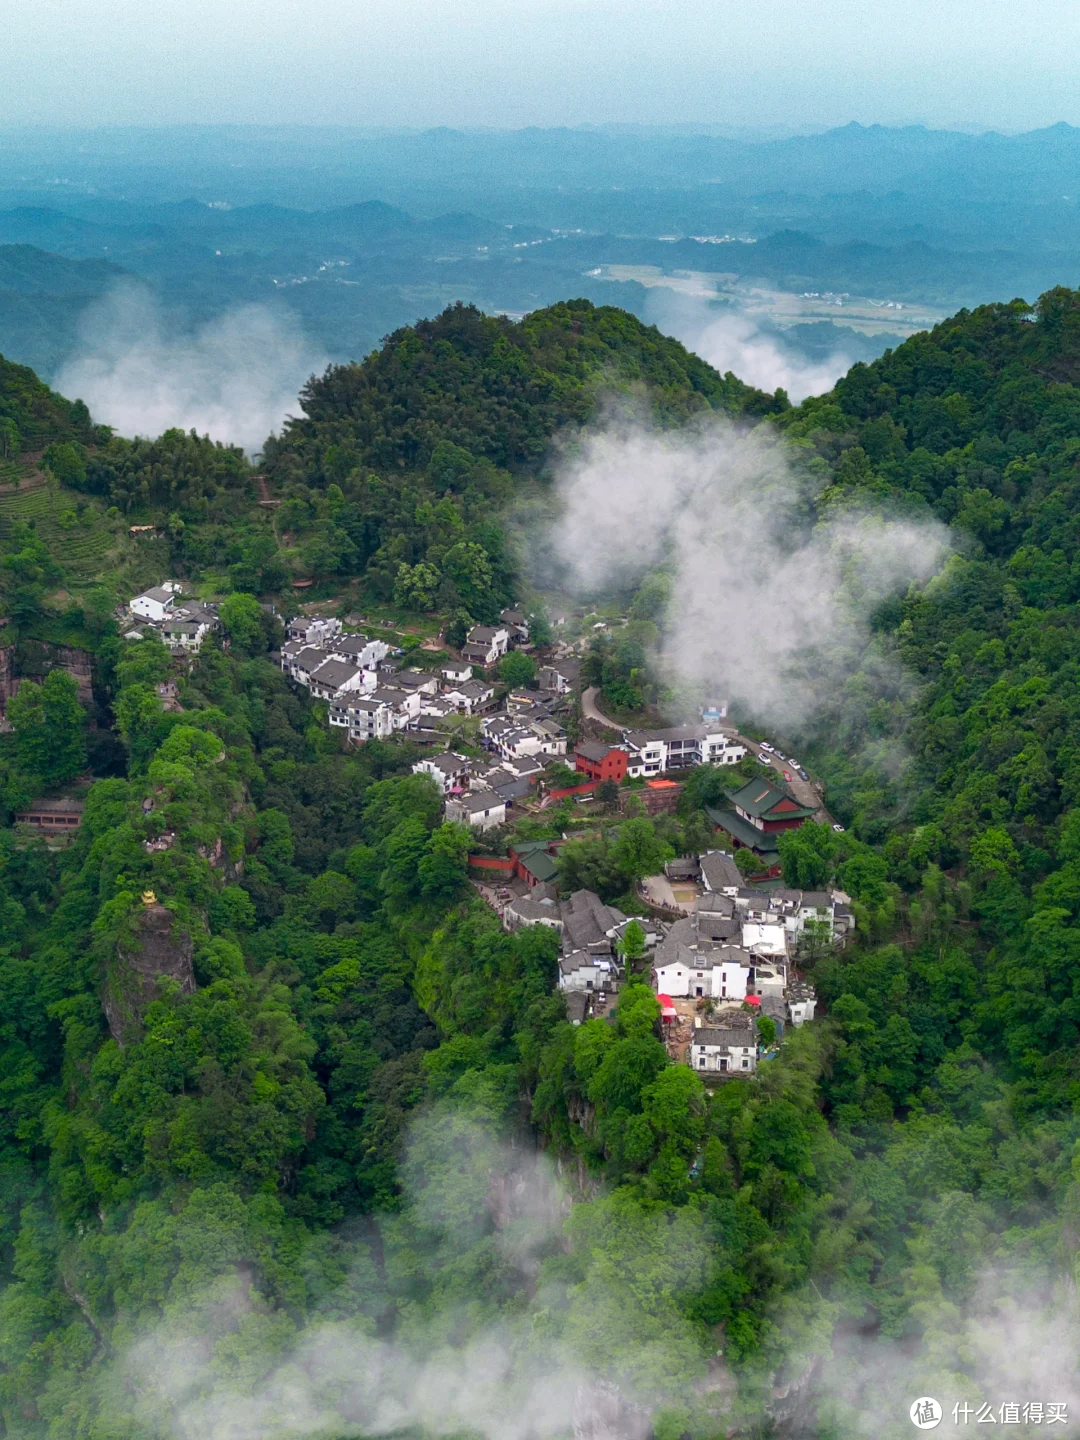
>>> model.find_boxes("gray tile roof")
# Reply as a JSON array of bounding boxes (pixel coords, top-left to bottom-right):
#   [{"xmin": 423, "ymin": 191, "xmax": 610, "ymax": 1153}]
[
  {"xmin": 451, "ymin": 788, "xmax": 505, "ymax": 815},
  {"xmin": 693, "ymin": 1025, "xmax": 756, "ymax": 1049},
  {"xmin": 699, "ymin": 850, "xmax": 742, "ymax": 891},
  {"xmin": 331, "ymin": 633, "xmax": 373, "ymax": 655},
  {"xmin": 310, "ymin": 659, "xmax": 363, "ymax": 689},
  {"xmin": 561, "ymin": 889, "xmax": 626, "ymax": 951}
]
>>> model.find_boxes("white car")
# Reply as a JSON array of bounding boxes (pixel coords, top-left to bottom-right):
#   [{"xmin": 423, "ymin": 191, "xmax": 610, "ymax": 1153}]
[
  {"xmin": 756, "ymin": 754, "xmax": 772, "ymax": 766},
  {"xmin": 832, "ymin": 823, "xmax": 845, "ymax": 833},
  {"xmin": 774, "ymin": 751, "xmax": 786, "ymax": 761},
  {"xmin": 759, "ymin": 742, "xmax": 774, "ymax": 754}
]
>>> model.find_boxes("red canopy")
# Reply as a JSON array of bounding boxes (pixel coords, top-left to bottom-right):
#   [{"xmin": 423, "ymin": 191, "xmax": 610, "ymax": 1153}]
[
  {"xmin": 656, "ymin": 993, "xmax": 678, "ymax": 1020},
  {"xmin": 744, "ymin": 994, "xmax": 761, "ymax": 1006}
]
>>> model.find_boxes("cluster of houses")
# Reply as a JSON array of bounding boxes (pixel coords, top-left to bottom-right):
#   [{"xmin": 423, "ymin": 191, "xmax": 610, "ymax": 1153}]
[
  {"xmin": 499, "ymin": 845, "xmax": 841, "ymax": 1078},
  {"xmin": 126, "ymin": 583, "xmax": 221, "ymax": 654},
  {"xmin": 571, "ymin": 724, "xmax": 746, "ymax": 783},
  {"xmin": 409, "ymin": 687, "xmax": 571, "ymax": 830},
  {"xmin": 278, "ymin": 616, "xmax": 510, "ymax": 741},
  {"xmin": 504, "ymin": 885, "xmax": 662, "ymax": 1022},
  {"xmin": 119, "ymin": 588, "xmax": 838, "ymax": 1080},
  {"xmin": 274, "ymin": 610, "xmax": 573, "ymax": 753}
]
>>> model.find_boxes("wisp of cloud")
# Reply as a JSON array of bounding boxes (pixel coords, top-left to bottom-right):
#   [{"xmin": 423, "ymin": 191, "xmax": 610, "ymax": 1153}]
[
  {"xmin": 56, "ymin": 283, "xmax": 328, "ymax": 454},
  {"xmin": 548, "ymin": 413, "xmax": 949, "ymax": 731},
  {"xmin": 647, "ymin": 288, "xmax": 853, "ymax": 402},
  {"xmin": 113, "ymin": 1115, "xmax": 675, "ymax": 1440}
]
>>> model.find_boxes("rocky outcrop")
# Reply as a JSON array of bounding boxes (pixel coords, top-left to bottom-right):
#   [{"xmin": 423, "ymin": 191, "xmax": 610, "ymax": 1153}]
[
  {"xmin": 0, "ymin": 639, "xmax": 95, "ymax": 713},
  {"xmin": 767, "ymin": 1356, "xmax": 823, "ymax": 1436},
  {"xmin": 0, "ymin": 644, "xmax": 14, "ymax": 710},
  {"xmin": 573, "ymin": 1382, "xmax": 651, "ymax": 1440},
  {"xmin": 102, "ymin": 901, "xmax": 196, "ymax": 1046},
  {"xmin": 18, "ymin": 641, "xmax": 94, "ymax": 704}
]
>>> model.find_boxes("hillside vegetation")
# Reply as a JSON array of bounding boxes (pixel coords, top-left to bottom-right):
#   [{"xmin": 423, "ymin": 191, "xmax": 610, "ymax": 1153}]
[
  {"xmin": 6, "ymin": 290, "xmax": 1080, "ymax": 1438},
  {"xmin": 12, "ymin": 300, "xmax": 778, "ymax": 629}
]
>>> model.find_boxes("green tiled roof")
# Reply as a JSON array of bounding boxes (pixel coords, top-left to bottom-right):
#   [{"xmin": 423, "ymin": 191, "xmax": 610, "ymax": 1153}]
[
  {"xmin": 705, "ymin": 806, "xmax": 781, "ymax": 853},
  {"xmin": 520, "ymin": 850, "xmax": 559, "ymax": 882},
  {"xmin": 727, "ymin": 777, "xmax": 815, "ymax": 821}
]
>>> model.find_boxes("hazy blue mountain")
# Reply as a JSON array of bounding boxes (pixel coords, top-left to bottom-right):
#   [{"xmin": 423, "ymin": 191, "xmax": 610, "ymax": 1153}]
[{"xmin": 2, "ymin": 122, "xmax": 1080, "ymax": 390}]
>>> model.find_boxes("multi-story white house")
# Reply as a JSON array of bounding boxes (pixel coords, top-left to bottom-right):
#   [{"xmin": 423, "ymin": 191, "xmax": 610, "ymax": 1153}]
[
  {"xmin": 413, "ymin": 753, "xmax": 472, "ymax": 795},
  {"xmin": 308, "ymin": 658, "xmax": 368, "ymax": 701},
  {"xmin": 499, "ymin": 608, "xmax": 530, "ymax": 643},
  {"xmin": 622, "ymin": 724, "xmax": 746, "ymax": 777},
  {"xmin": 130, "ymin": 583, "xmax": 182, "ymax": 623},
  {"xmin": 370, "ymin": 685, "xmax": 420, "ymax": 724},
  {"xmin": 328, "ymin": 695, "xmax": 395, "ymax": 742},
  {"xmin": 160, "ymin": 602, "xmax": 220, "ymax": 654},
  {"xmin": 701, "ymin": 732, "xmax": 747, "ymax": 765},
  {"xmin": 690, "ymin": 1022, "xmax": 758, "ymax": 1075},
  {"xmin": 653, "ymin": 943, "xmax": 751, "ymax": 1002},
  {"xmin": 482, "ymin": 713, "xmax": 566, "ymax": 760},
  {"xmin": 308, "ymin": 659, "xmax": 368, "ymax": 702},
  {"xmin": 558, "ymin": 950, "xmax": 619, "ymax": 994},
  {"xmin": 461, "ymin": 625, "xmax": 510, "ymax": 666},
  {"xmin": 445, "ymin": 788, "xmax": 506, "ymax": 831},
  {"xmin": 442, "ymin": 677, "xmax": 497, "ymax": 714},
  {"xmin": 287, "ymin": 616, "xmax": 342, "ymax": 647},
  {"xmin": 326, "ymin": 633, "xmax": 392, "ymax": 670}
]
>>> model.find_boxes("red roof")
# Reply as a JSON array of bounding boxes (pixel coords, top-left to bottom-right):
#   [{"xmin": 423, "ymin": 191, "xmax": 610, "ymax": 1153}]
[{"xmin": 646, "ymin": 779, "xmax": 679, "ymax": 789}]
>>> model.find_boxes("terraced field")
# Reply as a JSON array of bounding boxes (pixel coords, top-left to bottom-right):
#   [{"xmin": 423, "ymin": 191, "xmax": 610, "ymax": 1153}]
[{"xmin": 0, "ymin": 471, "xmax": 143, "ymax": 586}]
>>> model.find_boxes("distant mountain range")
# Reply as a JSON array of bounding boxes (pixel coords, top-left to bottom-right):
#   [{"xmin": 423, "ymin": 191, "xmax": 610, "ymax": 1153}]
[{"xmin": 2, "ymin": 122, "xmax": 1080, "ymax": 388}]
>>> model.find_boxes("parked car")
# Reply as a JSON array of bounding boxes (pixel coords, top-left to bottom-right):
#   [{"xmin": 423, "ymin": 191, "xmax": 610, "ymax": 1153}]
[
  {"xmin": 759, "ymin": 742, "xmax": 773, "ymax": 753},
  {"xmin": 774, "ymin": 751, "xmax": 786, "ymax": 761},
  {"xmin": 832, "ymin": 823, "xmax": 845, "ymax": 833},
  {"xmin": 756, "ymin": 754, "xmax": 772, "ymax": 766},
  {"xmin": 796, "ymin": 768, "xmax": 808, "ymax": 781},
  {"xmin": 783, "ymin": 770, "xmax": 792, "ymax": 781}
]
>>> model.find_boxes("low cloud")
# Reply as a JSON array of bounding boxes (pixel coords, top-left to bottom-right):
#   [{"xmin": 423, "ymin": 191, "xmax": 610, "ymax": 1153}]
[
  {"xmin": 56, "ymin": 283, "xmax": 327, "ymax": 454},
  {"xmin": 547, "ymin": 414, "xmax": 949, "ymax": 731},
  {"xmin": 813, "ymin": 1268, "xmax": 1080, "ymax": 1438},
  {"xmin": 647, "ymin": 288, "xmax": 853, "ymax": 402},
  {"xmin": 95, "ymin": 1110, "xmax": 1080, "ymax": 1440},
  {"xmin": 113, "ymin": 1117, "xmax": 681, "ymax": 1440}
]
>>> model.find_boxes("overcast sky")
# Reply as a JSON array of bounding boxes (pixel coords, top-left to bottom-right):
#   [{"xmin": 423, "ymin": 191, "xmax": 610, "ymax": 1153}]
[{"xmin": 4, "ymin": 0, "xmax": 1080, "ymax": 132}]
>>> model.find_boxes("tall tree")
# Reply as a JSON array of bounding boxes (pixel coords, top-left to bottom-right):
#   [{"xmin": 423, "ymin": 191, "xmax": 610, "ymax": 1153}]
[{"xmin": 8, "ymin": 669, "xmax": 87, "ymax": 787}]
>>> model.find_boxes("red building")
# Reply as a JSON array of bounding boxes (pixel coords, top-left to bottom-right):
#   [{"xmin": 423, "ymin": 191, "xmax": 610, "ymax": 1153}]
[
  {"xmin": 575, "ymin": 741, "xmax": 629, "ymax": 784},
  {"xmin": 704, "ymin": 777, "xmax": 814, "ymax": 875}
]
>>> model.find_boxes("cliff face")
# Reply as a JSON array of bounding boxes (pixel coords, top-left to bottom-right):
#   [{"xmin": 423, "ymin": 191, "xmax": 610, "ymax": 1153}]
[
  {"xmin": 0, "ymin": 640, "xmax": 95, "ymax": 714},
  {"xmin": 19, "ymin": 641, "xmax": 94, "ymax": 703},
  {"xmin": 102, "ymin": 901, "xmax": 196, "ymax": 1046},
  {"xmin": 0, "ymin": 644, "xmax": 13, "ymax": 711}
]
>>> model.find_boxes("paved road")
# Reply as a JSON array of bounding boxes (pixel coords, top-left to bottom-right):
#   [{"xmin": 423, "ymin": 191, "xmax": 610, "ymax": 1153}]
[
  {"xmin": 746, "ymin": 745, "xmax": 832, "ymax": 825},
  {"xmin": 579, "ymin": 687, "xmax": 834, "ymax": 826},
  {"xmin": 581, "ymin": 686, "xmax": 620, "ymax": 728}
]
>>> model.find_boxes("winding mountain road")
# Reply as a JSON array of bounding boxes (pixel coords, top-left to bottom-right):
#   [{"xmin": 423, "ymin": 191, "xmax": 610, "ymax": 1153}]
[{"xmin": 581, "ymin": 686, "xmax": 618, "ymax": 727}]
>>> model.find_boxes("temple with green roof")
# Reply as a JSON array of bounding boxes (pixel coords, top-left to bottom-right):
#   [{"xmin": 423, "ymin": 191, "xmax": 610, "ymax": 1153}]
[{"xmin": 704, "ymin": 777, "xmax": 815, "ymax": 862}]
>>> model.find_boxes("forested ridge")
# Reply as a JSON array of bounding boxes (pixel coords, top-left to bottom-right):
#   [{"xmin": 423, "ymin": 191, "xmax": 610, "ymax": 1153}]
[{"xmin": 4, "ymin": 291, "xmax": 1080, "ymax": 1437}]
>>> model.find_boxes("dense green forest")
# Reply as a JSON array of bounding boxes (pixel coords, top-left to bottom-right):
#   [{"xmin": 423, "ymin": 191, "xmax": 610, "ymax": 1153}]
[{"xmin": 5, "ymin": 290, "xmax": 1080, "ymax": 1437}]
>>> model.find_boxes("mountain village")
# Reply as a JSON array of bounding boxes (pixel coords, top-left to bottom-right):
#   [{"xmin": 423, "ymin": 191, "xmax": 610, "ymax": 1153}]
[{"xmin": 118, "ymin": 579, "xmax": 843, "ymax": 1078}]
